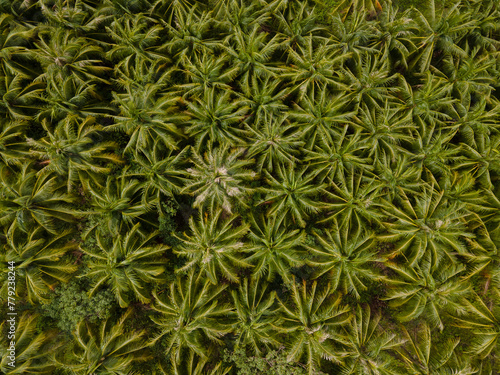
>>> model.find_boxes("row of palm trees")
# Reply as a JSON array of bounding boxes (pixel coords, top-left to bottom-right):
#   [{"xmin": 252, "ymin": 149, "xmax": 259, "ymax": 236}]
[{"xmin": 0, "ymin": 0, "xmax": 499, "ymax": 373}]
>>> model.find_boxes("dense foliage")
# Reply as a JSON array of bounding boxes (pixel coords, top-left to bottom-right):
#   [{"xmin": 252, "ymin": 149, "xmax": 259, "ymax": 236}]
[{"xmin": 0, "ymin": 0, "xmax": 499, "ymax": 373}]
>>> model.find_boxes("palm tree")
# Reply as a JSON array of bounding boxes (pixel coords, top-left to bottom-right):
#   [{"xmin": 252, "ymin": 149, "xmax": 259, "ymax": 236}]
[
  {"xmin": 175, "ymin": 52, "xmax": 238, "ymax": 99},
  {"xmin": 231, "ymin": 277, "xmax": 280, "ymax": 354},
  {"xmin": 273, "ymin": 1, "xmax": 327, "ymax": 50},
  {"xmin": 406, "ymin": 125, "xmax": 459, "ymax": 181},
  {"xmin": 237, "ymin": 75, "xmax": 290, "ymax": 126},
  {"xmin": 343, "ymin": 54, "xmax": 399, "ymax": 109},
  {"xmin": 378, "ymin": 187, "xmax": 474, "ymax": 269},
  {"xmin": 259, "ymin": 163, "xmax": 326, "ymax": 228},
  {"xmin": 0, "ymin": 312, "xmax": 61, "ymax": 374},
  {"xmin": 181, "ymin": 146, "xmax": 256, "ymax": 213},
  {"xmin": 0, "ymin": 66, "xmax": 45, "ymax": 121},
  {"xmin": 29, "ymin": 27, "xmax": 111, "ymax": 84},
  {"xmin": 0, "ymin": 225, "xmax": 77, "ymax": 304},
  {"xmin": 452, "ymin": 96, "xmax": 499, "ymax": 151},
  {"xmin": 244, "ymin": 212, "xmax": 306, "ymax": 283},
  {"xmin": 434, "ymin": 46, "xmax": 495, "ymax": 103},
  {"xmin": 164, "ymin": 350, "xmax": 231, "ymax": 375},
  {"xmin": 0, "ymin": 119, "xmax": 27, "ymax": 167},
  {"xmin": 86, "ymin": 171, "xmax": 157, "ymax": 234},
  {"xmin": 52, "ymin": 308, "xmax": 150, "ymax": 374},
  {"xmin": 339, "ymin": 305, "xmax": 406, "ymax": 375},
  {"xmin": 173, "ymin": 208, "xmax": 250, "ymax": 284},
  {"xmin": 160, "ymin": 6, "xmax": 217, "ymax": 62},
  {"xmin": 245, "ymin": 113, "xmax": 304, "ymax": 173},
  {"xmin": 302, "ymin": 126, "xmax": 372, "ymax": 184},
  {"xmin": 305, "ymin": 220, "xmax": 383, "ymax": 300},
  {"xmin": 37, "ymin": 75, "xmax": 115, "ymax": 122},
  {"xmin": 0, "ymin": 163, "xmax": 78, "ymax": 234},
  {"xmin": 37, "ymin": 0, "xmax": 109, "ymax": 35},
  {"xmin": 105, "ymin": 15, "xmax": 167, "ymax": 76},
  {"xmin": 27, "ymin": 115, "xmax": 123, "ymax": 192},
  {"xmin": 150, "ymin": 270, "xmax": 233, "ymax": 361},
  {"xmin": 355, "ymin": 101, "xmax": 414, "ymax": 162},
  {"xmin": 184, "ymin": 87, "xmax": 249, "ymax": 151},
  {"xmin": 396, "ymin": 72, "xmax": 455, "ymax": 130},
  {"xmin": 322, "ymin": 169, "xmax": 384, "ymax": 231},
  {"xmin": 452, "ymin": 289, "xmax": 500, "ymax": 359},
  {"xmin": 373, "ymin": 154, "xmax": 424, "ymax": 202},
  {"xmin": 327, "ymin": 11, "xmax": 379, "ymax": 59},
  {"xmin": 0, "ymin": 14, "xmax": 38, "ymax": 78},
  {"xmin": 80, "ymin": 223, "xmax": 168, "ymax": 308},
  {"xmin": 127, "ymin": 143, "xmax": 189, "ymax": 204},
  {"xmin": 372, "ymin": 3, "xmax": 416, "ymax": 70},
  {"xmin": 454, "ymin": 134, "xmax": 500, "ymax": 189},
  {"xmin": 212, "ymin": 0, "xmax": 270, "ymax": 35},
  {"xmin": 108, "ymin": 82, "xmax": 186, "ymax": 153},
  {"xmin": 222, "ymin": 24, "xmax": 282, "ymax": 85},
  {"xmin": 383, "ymin": 260, "xmax": 471, "ymax": 330},
  {"xmin": 281, "ymin": 36, "xmax": 347, "ymax": 101},
  {"xmin": 408, "ymin": 0, "xmax": 476, "ymax": 73},
  {"xmin": 396, "ymin": 322, "xmax": 476, "ymax": 374},
  {"xmin": 288, "ymin": 86, "xmax": 355, "ymax": 150},
  {"xmin": 274, "ymin": 278, "xmax": 351, "ymax": 374}
]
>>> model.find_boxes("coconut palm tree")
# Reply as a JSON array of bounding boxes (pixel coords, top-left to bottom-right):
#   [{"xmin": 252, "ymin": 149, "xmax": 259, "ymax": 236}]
[
  {"xmin": 127, "ymin": 143, "xmax": 189, "ymax": 204},
  {"xmin": 245, "ymin": 113, "xmax": 304, "ymax": 173},
  {"xmin": 454, "ymin": 134, "xmax": 500, "ymax": 189},
  {"xmin": 222, "ymin": 24, "xmax": 282, "ymax": 85},
  {"xmin": 0, "ymin": 163, "xmax": 78, "ymax": 234},
  {"xmin": 373, "ymin": 154, "xmax": 424, "ymax": 202},
  {"xmin": 0, "ymin": 66, "xmax": 45, "ymax": 121},
  {"xmin": 305, "ymin": 220, "xmax": 383, "ymax": 299},
  {"xmin": 0, "ymin": 225, "xmax": 77, "ymax": 304},
  {"xmin": 175, "ymin": 52, "xmax": 238, "ymax": 99},
  {"xmin": 302, "ymin": 126, "xmax": 372, "ymax": 184},
  {"xmin": 288, "ymin": 86, "xmax": 355, "ymax": 150},
  {"xmin": 272, "ymin": 0, "xmax": 327, "ymax": 50},
  {"xmin": 29, "ymin": 27, "xmax": 111, "ymax": 84},
  {"xmin": 355, "ymin": 100, "xmax": 414, "ymax": 162},
  {"xmin": 383, "ymin": 260, "xmax": 471, "ymax": 330},
  {"xmin": 160, "ymin": 6, "xmax": 217, "ymax": 62},
  {"xmin": 372, "ymin": 3, "xmax": 416, "ymax": 70},
  {"xmin": 396, "ymin": 322, "xmax": 476, "ymax": 374},
  {"xmin": 408, "ymin": 0, "xmax": 476, "ymax": 73},
  {"xmin": 149, "ymin": 270, "xmax": 233, "ymax": 361},
  {"xmin": 452, "ymin": 289, "xmax": 500, "ymax": 359},
  {"xmin": 27, "ymin": 115, "xmax": 123, "ymax": 192},
  {"xmin": 86, "ymin": 171, "xmax": 157, "ymax": 234},
  {"xmin": 52, "ymin": 308, "xmax": 149, "ymax": 374},
  {"xmin": 80, "ymin": 223, "xmax": 168, "ymax": 308},
  {"xmin": 0, "ymin": 119, "xmax": 27, "ymax": 167},
  {"xmin": 281, "ymin": 36, "xmax": 347, "ymax": 101},
  {"xmin": 105, "ymin": 15, "xmax": 167, "ymax": 76},
  {"xmin": 0, "ymin": 312, "xmax": 61, "ymax": 374},
  {"xmin": 274, "ymin": 278, "xmax": 351, "ymax": 374},
  {"xmin": 322, "ymin": 169, "xmax": 384, "ymax": 230},
  {"xmin": 37, "ymin": 75, "xmax": 115, "ymax": 122},
  {"xmin": 231, "ymin": 277, "xmax": 280, "ymax": 354},
  {"xmin": 108, "ymin": 82, "xmax": 186, "ymax": 153},
  {"xmin": 244, "ymin": 212, "xmax": 306, "ymax": 283},
  {"xmin": 237, "ymin": 75, "xmax": 290, "ymax": 126},
  {"xmin": 259, "ymin": 163, "xmax": 326, "ymax": 228},
  {"xmin": 338, "ymin": 305, "xmax": 406, "ymax": 375},
  {"xmin": 378, "ymin": 187, "xmax": 475, "ymax": 269},
  {"xmin": 184, "ymin": 87, "xmax": 249, "ymax": 151},
  {"xmin": 173, "ymin": 208, "xmax": 250, "ymax": 284},
  {"xmin": 181, "ymin": 146, "xmax": 256, "ymax": 213}
]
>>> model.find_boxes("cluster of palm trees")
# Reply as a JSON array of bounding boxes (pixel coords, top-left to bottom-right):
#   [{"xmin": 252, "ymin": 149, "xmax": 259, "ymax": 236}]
[{"xmin": 0, "ymin": 0, "xmax": 499, "ymax": 373}]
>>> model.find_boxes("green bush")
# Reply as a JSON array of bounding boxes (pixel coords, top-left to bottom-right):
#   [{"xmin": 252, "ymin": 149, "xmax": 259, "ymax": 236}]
[{"xmin": 40, "ymin": 278, "xmax": 116, "ymax": 333}]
